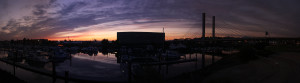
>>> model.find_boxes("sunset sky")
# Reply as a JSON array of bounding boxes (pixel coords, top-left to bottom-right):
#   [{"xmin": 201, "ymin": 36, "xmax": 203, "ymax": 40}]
[{"xmin": 0, "ymin": 0, "xmax": 300, "ymax": 41}]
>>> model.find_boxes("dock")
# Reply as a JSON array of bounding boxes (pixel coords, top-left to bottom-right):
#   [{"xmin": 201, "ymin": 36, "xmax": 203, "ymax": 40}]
[{"xmin": 140, "ymin": 59, "xmax": 197, "ymax": 66}]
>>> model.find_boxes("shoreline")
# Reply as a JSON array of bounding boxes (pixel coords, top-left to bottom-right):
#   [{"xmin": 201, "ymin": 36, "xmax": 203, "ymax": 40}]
[
  {"xmin": 0, "ymin": 69, "xmax": 26, "ymax": 83},
  {"xmin": 168, "ymin": 46, "xmax": 300, "ymax": 83}
]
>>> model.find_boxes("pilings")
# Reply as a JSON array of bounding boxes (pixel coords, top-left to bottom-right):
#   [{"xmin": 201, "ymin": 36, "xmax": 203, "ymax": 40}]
[
  {"xmin": 128, "ymin": 61, "xmax": 132, "ymax": 83},
  {"xmin": 212, "ymin": 54, "xmax": 215, "ymax": 63},
  {"xmin": 65, "ymin": 71, "xmax": 69, "ymax": 83},
  {"xmin": 14, "ymin": 52, "xmax": 16, "ymax": 76},
  {"xmin": 52, "ymin": 61, "xmax": 56, "ymax": 83},
  {"xmin": 201, "ymin": 52, "xmax": 206, "ymax": 68}
]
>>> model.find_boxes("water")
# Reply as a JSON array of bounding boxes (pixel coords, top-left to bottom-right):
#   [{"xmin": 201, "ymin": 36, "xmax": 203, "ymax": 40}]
[
  {"xmin": 0, "ymin": 50, "xmax": 222, "ymax": 82},
  {"xmin": 140, "ymin": 53, "xmax": 222, "ymax": 79},
  {"xmin": 0, "ymin": 59, "xmax": 66, "ymax": 83},
  {"xmin": 54, "ymin": 53, "xmax": 125, "ymax": 82}
]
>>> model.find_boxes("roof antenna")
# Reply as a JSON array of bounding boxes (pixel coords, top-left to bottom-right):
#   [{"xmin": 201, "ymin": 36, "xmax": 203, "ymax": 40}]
[
  {"xmin": 163, "ymin": 27, "xmax": 165, "ymax": 33},
  {"xmin": 68, "ymin": 36, "xmax": 70, "ymax": 41}
]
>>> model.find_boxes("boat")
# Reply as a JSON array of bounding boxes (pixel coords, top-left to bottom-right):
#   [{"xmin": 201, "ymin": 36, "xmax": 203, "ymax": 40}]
[
  {"xmin": 7, "ymin": 51, "xmax": 24, "ymax": 62},
  {"xmin": 161, "ymin": 50, "xmax": 183, "ymax": 60},
  {"xmin": 26, "ymin": 55, "xmax": 49, "ymax": 63},
  {"xmin": 50, "ymin": 49, "xmax": 70, "ymax": 60}
]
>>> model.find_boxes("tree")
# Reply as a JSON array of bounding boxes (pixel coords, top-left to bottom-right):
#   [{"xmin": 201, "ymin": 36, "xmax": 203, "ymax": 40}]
[{"xmin": 101, "ymin": 39, "xmax": 109, "ymax": 49}]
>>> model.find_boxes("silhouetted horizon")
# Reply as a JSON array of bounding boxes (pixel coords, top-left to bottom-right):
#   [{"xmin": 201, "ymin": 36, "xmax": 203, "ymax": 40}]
[{"xmin": 1, "ymin": 0, "xmax": 300, "ymax": 83}]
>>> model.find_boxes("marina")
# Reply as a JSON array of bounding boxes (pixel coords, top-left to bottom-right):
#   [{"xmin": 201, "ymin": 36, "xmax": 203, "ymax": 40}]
[
  {"xmin": 1, "ymin": 1, "xmax": 299, "ymax": 82},
  {"xmin": 0, "ymin": 47, "xmax": 223, "ymax": 83}
]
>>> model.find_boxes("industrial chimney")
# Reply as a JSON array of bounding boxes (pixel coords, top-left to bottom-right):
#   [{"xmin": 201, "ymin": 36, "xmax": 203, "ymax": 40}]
[
  {"xmin": 212, "ymin": 16, "xmax": 215, "ymax": 38},
  {"xmin": 202, "ymin": 13, "xmax": 206, "ymax": 38}
]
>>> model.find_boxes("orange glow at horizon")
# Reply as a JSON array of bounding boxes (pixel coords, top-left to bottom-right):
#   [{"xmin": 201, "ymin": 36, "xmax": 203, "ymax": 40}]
[
  {"xmin": 46, "ymin": 32, "xmax": 231, "ymax": 41},
  {"xmin": 44, "ymin": 19, "xmax": 258, "ymax": 41},
  {"xmin": 47, "ymin": 33, "xmax": 183, "ymax": 41}
]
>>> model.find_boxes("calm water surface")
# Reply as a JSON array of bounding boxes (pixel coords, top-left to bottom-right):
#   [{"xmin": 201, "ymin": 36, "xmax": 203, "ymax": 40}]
[{"xmin": 0, "ymin": 50, "xmax": 222, "ymax": 83}]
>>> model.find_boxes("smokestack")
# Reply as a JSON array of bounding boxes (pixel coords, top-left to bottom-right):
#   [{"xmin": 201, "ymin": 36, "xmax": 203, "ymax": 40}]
[
  {"xmin": 202, "ymin": 13, "xmax": 206, "ymax": 38},
  {"xmin": 212, "ymin": 16, "xmax": 215, "ymax": 38}
]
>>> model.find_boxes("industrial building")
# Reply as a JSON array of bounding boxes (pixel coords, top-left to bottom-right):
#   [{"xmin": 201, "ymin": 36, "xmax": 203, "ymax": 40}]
[{"xmin": 117, "ymin": 32, "xmax": 165, "ymax": 48}]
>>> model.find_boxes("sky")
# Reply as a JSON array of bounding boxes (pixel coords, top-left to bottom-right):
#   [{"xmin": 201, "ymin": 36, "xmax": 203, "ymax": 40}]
[{"xmin": 0, "ymin": 0, "xmax": 300, "ymax": 41}]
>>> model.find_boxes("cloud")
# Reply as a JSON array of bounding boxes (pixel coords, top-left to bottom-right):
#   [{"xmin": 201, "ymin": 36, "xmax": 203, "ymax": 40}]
[
  {"xmin": 0, "ymin": 0, "xmax": 300, "ymax": 40},
  {"xmin": 58, "ymin": 1, "xmax": 87, "ymax": 16},
  {"xmin": 33, "ymin": 5, "xmax": 47, "ymax": 16}
]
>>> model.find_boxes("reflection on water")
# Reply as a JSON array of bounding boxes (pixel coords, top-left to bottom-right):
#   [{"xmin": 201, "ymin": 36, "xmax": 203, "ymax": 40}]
[
  {"xmin": 0, "ymin": 60, "xmax": 66, "ymax": 83},
  {"xmin": 0, "ymin": 49, "xmax": 222, "ymax": 82},
  {"xmin": 54, "ymin": 53, "xmax": 125, "ymax": 82}
]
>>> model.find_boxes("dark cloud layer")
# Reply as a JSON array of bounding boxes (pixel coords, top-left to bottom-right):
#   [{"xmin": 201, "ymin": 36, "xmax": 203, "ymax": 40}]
[{"xmin": 0, "ymin": 0, "xmax": 300, "ymax": 40}]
